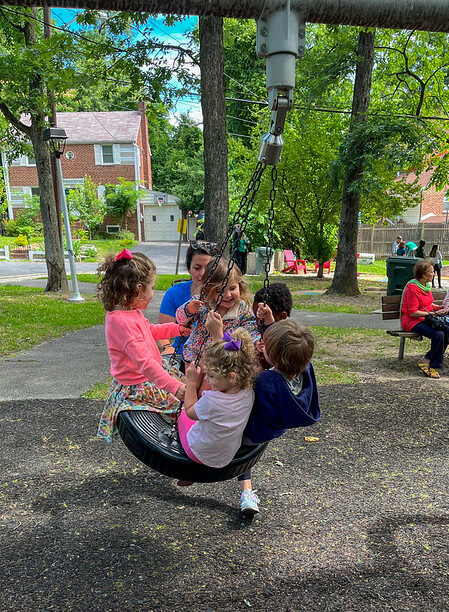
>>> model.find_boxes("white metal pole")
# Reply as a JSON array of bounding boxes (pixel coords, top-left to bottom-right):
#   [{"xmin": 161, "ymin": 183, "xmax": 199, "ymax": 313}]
[
  {"xmin": 1, "ymin": 151, "xmax": 13, "ymax": 220},
  {"xmin": 133, "ymin": 143, "xmax": 142, "ymax": 242},
  {"xmin": 55, "ymin": 154, "xmax": 85, "ymax": 302}
]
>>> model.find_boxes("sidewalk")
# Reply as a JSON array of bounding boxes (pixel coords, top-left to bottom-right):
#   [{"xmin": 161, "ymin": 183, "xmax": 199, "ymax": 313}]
[{"xmin": 0, "ymin": 285, "xmax": 398, "ymax": 401}]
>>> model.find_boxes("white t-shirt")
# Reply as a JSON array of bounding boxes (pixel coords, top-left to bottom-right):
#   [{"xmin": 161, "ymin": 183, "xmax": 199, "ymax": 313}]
[{"xmin": 187, "ymin": 388, "xmax": 255, "ymax": 468}]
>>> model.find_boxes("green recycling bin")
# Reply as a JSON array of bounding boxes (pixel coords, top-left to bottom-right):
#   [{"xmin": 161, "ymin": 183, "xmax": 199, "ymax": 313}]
[
  {"xmin": 386, "ymin": 256, "xmax": 418, "ymax": 296},
  {"xmin": 255, "ymin": 246, "xmax": 273, "ymax": 275}
]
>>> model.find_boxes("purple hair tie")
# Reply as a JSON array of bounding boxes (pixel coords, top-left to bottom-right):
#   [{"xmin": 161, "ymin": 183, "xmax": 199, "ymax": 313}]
[{"xmin": 222, "ymin": 331, "xmax": 241, "ymax": 351}]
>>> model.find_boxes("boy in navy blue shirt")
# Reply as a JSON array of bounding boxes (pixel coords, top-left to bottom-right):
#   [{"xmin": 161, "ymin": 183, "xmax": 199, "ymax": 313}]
[{"xmin": 239, "ymin": 292, "xmax": 320, "ymax": 515}]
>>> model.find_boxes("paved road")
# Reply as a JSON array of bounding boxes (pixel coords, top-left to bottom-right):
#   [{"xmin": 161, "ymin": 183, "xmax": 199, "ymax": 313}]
[{"xmin": 0, "ymin": 241, "xmax": 189, "ymax": 280}]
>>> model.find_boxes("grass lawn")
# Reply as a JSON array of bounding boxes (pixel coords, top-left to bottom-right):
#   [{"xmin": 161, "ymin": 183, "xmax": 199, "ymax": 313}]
[
  {"xmin": 74, "ymin": 273, "xmax": 185, "ymax": 292},
  {"xmin": 83, "ymin": 326, "xmax": 401, "ymax": 400},
  {"xmin": 0, "ymin": 285, "xmax": 104, "ymax": 357}
]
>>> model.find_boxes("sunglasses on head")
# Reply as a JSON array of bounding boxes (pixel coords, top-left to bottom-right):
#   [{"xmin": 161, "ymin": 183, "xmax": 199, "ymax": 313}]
[{"xmin": 189, "ymin": 241, "xmax": 218, "ymax": 254}]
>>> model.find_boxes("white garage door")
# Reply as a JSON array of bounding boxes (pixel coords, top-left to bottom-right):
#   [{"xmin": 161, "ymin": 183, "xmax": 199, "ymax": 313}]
[{"xmin": 143, "ymin": 205, "xmax": 181, "ymax": 241}]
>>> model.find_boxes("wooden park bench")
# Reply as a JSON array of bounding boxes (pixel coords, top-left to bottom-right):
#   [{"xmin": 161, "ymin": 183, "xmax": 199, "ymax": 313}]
[{"xmin": 382, "ymin": 290, "xmax": 446, "ymax": 359}]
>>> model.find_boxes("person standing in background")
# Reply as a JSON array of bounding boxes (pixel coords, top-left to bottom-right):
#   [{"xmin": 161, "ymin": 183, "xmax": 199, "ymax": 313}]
[{"xmin": 392, "ymin": 236, "xmax": 402, "ymax": 255}]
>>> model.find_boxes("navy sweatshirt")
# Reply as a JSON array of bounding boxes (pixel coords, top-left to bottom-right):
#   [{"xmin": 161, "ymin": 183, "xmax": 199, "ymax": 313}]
[{"xmin": 244, "ymin": 363, "xmax": 320, "ymax": 444}]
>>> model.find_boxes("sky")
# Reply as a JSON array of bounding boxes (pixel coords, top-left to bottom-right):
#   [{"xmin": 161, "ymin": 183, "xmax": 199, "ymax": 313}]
[{"xmin": 51, "ymin": 9, "xmax": 202, "ymax": 124}]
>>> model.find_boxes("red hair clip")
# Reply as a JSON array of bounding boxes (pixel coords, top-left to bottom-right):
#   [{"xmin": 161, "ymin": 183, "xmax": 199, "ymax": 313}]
[{"xmin": 115, "ymin": 248, "xmax": 133, "ymax": 262}]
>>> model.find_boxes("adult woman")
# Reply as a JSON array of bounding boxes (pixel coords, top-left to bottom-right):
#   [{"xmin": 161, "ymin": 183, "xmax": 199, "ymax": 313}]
[
  {"xmin": 429, "ymin": 244, "xmax": 443, "ymax": 289},
  {"xmin": 401, "ymin": 259, "xmax": 448, "ymax": 378},
  {"xmin": 157, "ymin": 241, "xmax": 218, "ymax": 361}
]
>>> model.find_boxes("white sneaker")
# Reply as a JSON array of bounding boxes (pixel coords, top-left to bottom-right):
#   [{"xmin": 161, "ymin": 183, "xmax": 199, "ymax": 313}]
[{"xmin": 240, "ymin": 489, "xmax": 260, "ymax": 515}]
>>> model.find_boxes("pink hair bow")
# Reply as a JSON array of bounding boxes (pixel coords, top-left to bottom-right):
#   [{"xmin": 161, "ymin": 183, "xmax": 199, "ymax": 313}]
[
  {"xmin": 115, "ymin": 248, "xmax": 133, "ymax": 262},
  {"xmin": 222, "ymin": 331, "xmax": 241, "ymax": 351}
]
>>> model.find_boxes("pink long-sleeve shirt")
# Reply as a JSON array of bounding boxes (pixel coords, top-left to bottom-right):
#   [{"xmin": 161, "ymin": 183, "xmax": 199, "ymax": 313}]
[{"xmin": 105, "ymin": 309, "xmax": 183, "ymax": 394}]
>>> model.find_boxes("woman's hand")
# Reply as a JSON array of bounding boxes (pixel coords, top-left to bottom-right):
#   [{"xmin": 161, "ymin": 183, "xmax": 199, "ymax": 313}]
[
  {"xmin": 187, "ymin": 299, "xmax": 203, "ymax": 315},
  {"xmin": 175, "ymin": 384, "xmax": 186, "ymax": 401},
  {"xmin": 205, "ymin": 311, "xmax": 224, "ymax": 340}
]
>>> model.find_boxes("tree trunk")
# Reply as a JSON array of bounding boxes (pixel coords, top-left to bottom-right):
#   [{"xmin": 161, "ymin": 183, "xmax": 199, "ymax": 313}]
[
  {"xmin": 199, "ymin": 16, "xmax": 229, "ymax": 249},
  {"xmin": 327, "ymin": 29, "xmax": 375, "ymax": 296},
  {"xmin": 316, "ymin": 262, "xmax": 324, "ymax": 278},
  {"xmin": 29, "ymin": 122, "xmax": 68, "ymax": 292}
]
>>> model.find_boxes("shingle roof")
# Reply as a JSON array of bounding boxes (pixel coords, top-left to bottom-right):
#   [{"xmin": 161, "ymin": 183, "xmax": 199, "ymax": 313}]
[{"xmin": 55, "ymin": 111, "xmax": 142, "ymax": 144}]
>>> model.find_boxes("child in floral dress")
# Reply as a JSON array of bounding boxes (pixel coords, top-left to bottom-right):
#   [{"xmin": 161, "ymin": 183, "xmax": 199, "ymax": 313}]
[
  {"xmin": 96, "ymin": 249, "xmax": 188, "ymax": 443},
  {"xmin": 176, "ymin": 258, "xmax": 260, "ymax": 365}
]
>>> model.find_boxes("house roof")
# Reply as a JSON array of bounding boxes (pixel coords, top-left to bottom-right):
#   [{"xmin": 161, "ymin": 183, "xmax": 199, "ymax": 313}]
[
  {"xmin": 19, "ymin": 110, "xmax": 142, "ymax": 144},
  {"xmin": 56, "ymin": 111, "xmax": 142, "ymax": 144}
]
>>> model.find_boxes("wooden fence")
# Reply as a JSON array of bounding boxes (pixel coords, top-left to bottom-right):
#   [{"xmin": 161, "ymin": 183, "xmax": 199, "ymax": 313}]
[{"xmin": 357, "ymin": 223, "xmax": 449, "ymax": 258}]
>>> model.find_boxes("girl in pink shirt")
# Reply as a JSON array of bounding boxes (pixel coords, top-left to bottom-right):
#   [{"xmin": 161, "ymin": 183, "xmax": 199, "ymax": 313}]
[{"xmin": 97, "ymin": 249, "xmax": 187, "ymax": 442}]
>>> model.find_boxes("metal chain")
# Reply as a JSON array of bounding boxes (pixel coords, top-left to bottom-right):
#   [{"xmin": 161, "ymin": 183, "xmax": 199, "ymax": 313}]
[
  {"xmin": 262, "ymin": 165, "xmax": 277, "ymax": 301},
  {"xmin": 193, "ymin": 160, "xmax": 267, "ymax": 367}
]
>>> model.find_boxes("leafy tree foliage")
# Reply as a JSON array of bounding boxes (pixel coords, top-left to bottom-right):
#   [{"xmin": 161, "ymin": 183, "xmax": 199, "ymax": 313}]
[
  {"xmin": 66, "ymin": 175, "xmax": 106, "ymax": 238},
  {"xmin": 149, "ymin": 114, "xmax": 204, "ymax": 213},
  {"xmin": 105, "ymin": 178, "xmax": 142, "ymax": 229}
]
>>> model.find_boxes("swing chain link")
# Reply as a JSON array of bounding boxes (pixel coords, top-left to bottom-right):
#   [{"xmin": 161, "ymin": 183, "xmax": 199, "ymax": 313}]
[
  {"xmin": 263, "ymin": 165, "xmax": 277, "ymax": 296},
  {"xmin": 193, "ymin": 160, "xmax": 267, "ymax": 367}
]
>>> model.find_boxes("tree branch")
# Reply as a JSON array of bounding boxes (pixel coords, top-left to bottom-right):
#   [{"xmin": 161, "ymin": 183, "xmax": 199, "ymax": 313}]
[{"xmin": 0, "ymin": 101, "xmax": 31, "ymax": 135}]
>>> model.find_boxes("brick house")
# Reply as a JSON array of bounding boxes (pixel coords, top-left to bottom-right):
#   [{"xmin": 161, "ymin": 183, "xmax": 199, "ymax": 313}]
[
  {"xmin": 397, "ymin": 168, "xmax": 449, "ymax": 224},
  {"xmin": 2, "ymin": 103, "xmax": 184, "ymax": 241}
]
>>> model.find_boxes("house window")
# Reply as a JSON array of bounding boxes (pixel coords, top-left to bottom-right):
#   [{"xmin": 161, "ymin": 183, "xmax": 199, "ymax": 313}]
[
  {"xmin": 152, "ymin": 215, "xmax": 157, "ymax": 222},
  {"xmin": 106, "ymin": 225, "xmax": 120, "ymax": 234},
  {"xmin": 102, "ymin": 145, "xmax": 114, "ymax": 164},
  {"xmin": 63, "ymin": 178, "xmax": 84, "ymax": 196},
  {"xmin": 170, "ymin": 215, "xmax": 174, "ymax": 222},
  {"xmin": 31, "ymin": 187, "xmax": 40, "ymax": 202},
  {"xmin": 444, "ymin": 192, "xmax": 449, "ymax": 212},
  {"xmin": 10, "ymin": 155, "xmax": 35, "ymax": 166},
  {"xmin": 10, "ymin": 187, "xmax": 25, "ymax": 207},
  {"xmin": 119, "ymin": 144, "xmax": 135, "ymax": 165}
]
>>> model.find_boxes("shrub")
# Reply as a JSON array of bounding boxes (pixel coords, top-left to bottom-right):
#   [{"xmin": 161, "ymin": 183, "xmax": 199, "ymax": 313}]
[
  {"xmin": 119, "ymin": 238, "xmax": 135, "ymax": 248},
  {"xmin": 116, "ymin": 230, "xmax": 135, "ymax": 241},
  {"xmin": 14, "ymin": 234, "xmax": 28, "ymax": 246}
]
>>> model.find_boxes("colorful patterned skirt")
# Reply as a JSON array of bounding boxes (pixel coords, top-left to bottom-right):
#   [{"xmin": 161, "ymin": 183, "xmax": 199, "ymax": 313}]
[{"xmin": 97, "ymin": 364, "xmax": 185, "ymax": 443}]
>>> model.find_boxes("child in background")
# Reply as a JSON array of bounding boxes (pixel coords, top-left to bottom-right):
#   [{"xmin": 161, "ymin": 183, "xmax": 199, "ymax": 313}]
[
  {"xmin": 429, "ymin": 244, "xmax": 443, "ymax": 289},
  {"xmin": 252, "ymin": 283, "xmax": 293, "ymax": 371},
  {"xmin": 178, "ymin": 328, "xmax": 255, "ymax": 475},
  {"xmin": 237, "ymin": 310, "xmax": 321, "ymax": 515},
  {"xmin": 176, "ymin": 258, "xmax": 260, "ymax": 364},
  {"xmin": 396, "ymin": 241, "xmax": 407, "ymax": 257},
  {"xmin": 96, "ymin": 249, "xmax": 188, "ymax": 443}
]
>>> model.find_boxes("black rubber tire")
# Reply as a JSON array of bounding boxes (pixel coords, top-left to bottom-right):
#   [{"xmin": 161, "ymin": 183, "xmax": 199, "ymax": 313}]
[{"xmin": 117, "ymin": 410, "xmax": 268, "ymax": 483}]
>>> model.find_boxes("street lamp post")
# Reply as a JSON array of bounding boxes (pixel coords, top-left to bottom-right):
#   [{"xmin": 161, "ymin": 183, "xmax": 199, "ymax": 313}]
[{"xmin": 43, "ymin": 126, "xmax": 84, "ymax": 302}]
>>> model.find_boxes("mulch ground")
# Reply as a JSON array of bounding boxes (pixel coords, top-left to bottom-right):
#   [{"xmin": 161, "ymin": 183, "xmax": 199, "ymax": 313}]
[{"xmin": 1, "ymin": 382, "xmax": 449, "ymax": 611}]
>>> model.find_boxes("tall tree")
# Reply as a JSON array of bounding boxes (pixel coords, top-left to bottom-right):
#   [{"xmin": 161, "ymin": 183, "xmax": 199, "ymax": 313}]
[
  {"xmin": 0, "ymin": 7, "xmax": 69, "ymax": 290},
  {"xmin": 199, "ymin": 16, "xmax": 229, "ymax": 246},
  {"xmin": 327, "ymin": 29, "xmax": 375, "ymax": 296}
]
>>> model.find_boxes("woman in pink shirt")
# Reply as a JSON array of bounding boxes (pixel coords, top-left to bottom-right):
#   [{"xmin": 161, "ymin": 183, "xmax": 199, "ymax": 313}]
[
  {"xmin": 401, "ymin": 259, "xmax": 448, "ymax": 378},
  {"xmin": 97, "ymin": 249, "xmax": 188, "ymax": 442}
]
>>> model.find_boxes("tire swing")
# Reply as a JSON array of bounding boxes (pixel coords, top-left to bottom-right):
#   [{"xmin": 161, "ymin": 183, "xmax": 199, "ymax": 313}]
[{"xmin": 117, "ymin": 162, "xmax": 279, "ymax": 483}]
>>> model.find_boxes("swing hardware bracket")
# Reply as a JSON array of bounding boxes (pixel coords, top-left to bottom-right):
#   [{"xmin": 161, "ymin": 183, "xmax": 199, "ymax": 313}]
[{"xmin": 256, "ymin": 1, "xmax": 305, "ymax": 165}]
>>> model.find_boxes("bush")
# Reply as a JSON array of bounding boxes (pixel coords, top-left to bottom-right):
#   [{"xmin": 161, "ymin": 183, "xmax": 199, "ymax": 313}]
[
  {"xmin": 116, "ymin": 230, "xmax": 135, "ymax": 241},
  {"xmin": 119, "ymin": 238, "xmax": 135, "ymax": 248},
  {"xmin": 14, "ymin": 234, "xmax": 28, "ymax": 246},
  {"xmin": 5, "ymin": 219, "xmax": 39, "ymax": 239},
  {"xmin": 73, "ymin": 228, "xmax": 88, "ymax": 240}
]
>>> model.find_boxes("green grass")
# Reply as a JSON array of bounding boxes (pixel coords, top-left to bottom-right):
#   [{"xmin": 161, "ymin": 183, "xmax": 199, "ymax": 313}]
[
  {"xmin": 0, "ymin": 285, "xmax": 104, "ymax": 357},
  {"xmin": 357, "ymin": 260, "xmax": 386, "ymax": 275},
  {"xmin": 83, "ymin": 378, "xmax": 112, "ymax": 399},
  {"xmin": 294, "ymin": 303, "xmax": 374, "ymax": 314},
  {"xmin": 72, "ymin": 273, "xmax": 188, "ymax": 291}
]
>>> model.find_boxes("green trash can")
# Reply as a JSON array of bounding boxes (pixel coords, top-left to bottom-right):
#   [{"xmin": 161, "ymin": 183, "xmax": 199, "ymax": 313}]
[
  {"xmin": 255, "ymin": 246, "xmax": 273, "ymax": 275},
  {"xmin": 386, "ymin": 256, "xmax": 418, "ymax": 296}
]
